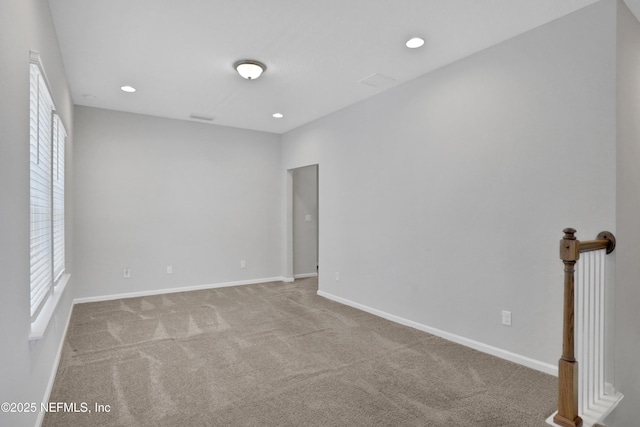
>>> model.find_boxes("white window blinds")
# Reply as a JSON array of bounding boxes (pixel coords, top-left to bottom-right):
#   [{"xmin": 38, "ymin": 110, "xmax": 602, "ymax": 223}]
[
  {"xmin": 29, "ymin": 56, "xmax": 66, "ymax": 318},
  {"xmin": 52, "ymin": 113, "xmax": 66, "ymax": 282}
]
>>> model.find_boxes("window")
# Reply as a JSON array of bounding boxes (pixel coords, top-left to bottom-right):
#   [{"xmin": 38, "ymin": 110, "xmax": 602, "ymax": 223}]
[
  {"xmin": 52, "ymin": 112, "xmax": 66, "ymax": 282},
  {"xmin": 29, "ymin": 52, "xmax": 66, "ymax": 319}
]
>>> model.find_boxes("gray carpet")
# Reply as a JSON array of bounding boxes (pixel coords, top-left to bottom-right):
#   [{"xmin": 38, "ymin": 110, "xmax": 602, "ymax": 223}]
[{"xmin": 44, "ymin": 278, "xmax": 557, "ymax": 426}]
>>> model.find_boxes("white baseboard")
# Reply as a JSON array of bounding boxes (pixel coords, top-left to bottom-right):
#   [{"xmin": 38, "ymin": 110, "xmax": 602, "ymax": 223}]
[
  {"xmin": 35, "ymin": 301, "xmax": 74, "ymax": 427},
  {"xmin": 293, "ymin": 273, "xmax": 318, "ymax": 279},
  {"xmin": 74, "ymin": 276, "xmax": 288, "ymax": 304},
  {"xmin": 317, "ymin": 290, "xmax": 558, "ymax": 377}
]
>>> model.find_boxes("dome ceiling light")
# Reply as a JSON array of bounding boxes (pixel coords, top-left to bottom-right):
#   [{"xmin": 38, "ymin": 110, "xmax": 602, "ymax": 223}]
[{"xmin": 234, "ymin": 60, "xmax": 266, "ymax": 80}]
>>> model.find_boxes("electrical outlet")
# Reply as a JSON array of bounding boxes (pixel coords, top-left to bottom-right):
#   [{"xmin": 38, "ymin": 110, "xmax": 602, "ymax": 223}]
[
  {"xmin": 240, "ymin": 260, "xmax": 246, "ymax": 269},
  {"xmin": 123, "ymin": 268, "xmax": 131, "ymax": 279},
  {"xmin": 166, "ymin": 265, "xmax": 173, "ymax": 274},
  {"xmin": 335, "ymin": 271, "xmax": 340, "ymax": 281},
  {"xmin": 502, "ymin": 310, "xmax": 512, "ymax": 326}
]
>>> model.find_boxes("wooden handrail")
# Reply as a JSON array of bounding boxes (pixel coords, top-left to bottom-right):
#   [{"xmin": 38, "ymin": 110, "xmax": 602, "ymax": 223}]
[
  {"xmin": 579, "ymin": 231, "xmax": 616, "ymax": 254},
  {"xmin": 553, "ymin": 228, "xmax": 616, "ymax": 427}
]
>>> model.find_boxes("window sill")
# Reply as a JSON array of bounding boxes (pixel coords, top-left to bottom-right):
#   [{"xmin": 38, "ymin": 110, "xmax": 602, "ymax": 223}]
[{"xmin": 29, "ymin": 274, "xmax": 70, "ymax": 341}]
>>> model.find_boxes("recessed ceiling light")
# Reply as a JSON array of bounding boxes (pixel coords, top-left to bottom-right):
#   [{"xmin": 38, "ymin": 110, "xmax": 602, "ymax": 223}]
[
  {"xmin": 272, "ymin": 113, "xmax": 284, "ymax": 119},
  {"xmin": 120, "ymin": 85, "xmax": 136, "ymax": 93},
  {"xmin": 405, "ymin": 37, "xmax": 425, "ymax": 49}
]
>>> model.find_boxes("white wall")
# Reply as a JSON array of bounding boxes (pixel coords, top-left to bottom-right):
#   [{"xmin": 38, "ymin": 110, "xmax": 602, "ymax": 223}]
[
  {"xmin": 73, "ymin": 107, "xmax": 282, "ymax": 299},
  {"xmin": 610, "ymin": 1, "xmax": 640, "ymax": 425},
  {"xmin": 282, "ymin": 0, "xmax": 617, "ymax": 367},
  {"xmin": 0, "ymin": 1, "xmax": 75, "ymax": 426},
  {"xmin": 292, "ymin": 165, "xmax": 318, "ymax": 277}
]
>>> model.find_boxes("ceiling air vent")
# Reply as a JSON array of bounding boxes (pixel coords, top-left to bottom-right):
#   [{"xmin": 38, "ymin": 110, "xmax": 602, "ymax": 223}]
[
  {"xmin": 358, "ymin": 73, "xmax": 396, "ymax": 89},
  {"xmin": 189, "ymin": 113, "xmax": 215, "ymax": 122}
]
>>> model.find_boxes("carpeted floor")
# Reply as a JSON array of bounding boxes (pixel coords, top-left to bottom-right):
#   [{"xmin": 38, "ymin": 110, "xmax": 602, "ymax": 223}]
[{"xmin": 44, "ymin": 277, "xmax": 557, "ymax": 426}]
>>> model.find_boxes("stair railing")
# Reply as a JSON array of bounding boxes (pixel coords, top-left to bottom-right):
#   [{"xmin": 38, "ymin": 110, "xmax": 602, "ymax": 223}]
[{"xmin": 550, "ymin": 228, "xmax": 622, "ymax": 427}]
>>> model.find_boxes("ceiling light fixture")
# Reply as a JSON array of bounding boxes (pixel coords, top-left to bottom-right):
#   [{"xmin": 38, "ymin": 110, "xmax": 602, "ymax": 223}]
[
  {"xmin": 405, "ymin": 37, "xmax": 425, "ymax": 49},
  {"xmin": 234, "ymin": 60, "xmax": 266, "ymax": 80},
  {"xmin": 120, "ymin": 85, "xmax": 136, "ymax": 93},
  {"xmin": 272, "ymin": 113, "xmax": 284, "ymax": 119}
]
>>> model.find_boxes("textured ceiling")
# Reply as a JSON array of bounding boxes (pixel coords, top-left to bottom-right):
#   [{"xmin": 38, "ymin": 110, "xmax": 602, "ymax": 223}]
[{"xmin": 50, "ymin": 0, "xmax": 623, "ymax": 134}]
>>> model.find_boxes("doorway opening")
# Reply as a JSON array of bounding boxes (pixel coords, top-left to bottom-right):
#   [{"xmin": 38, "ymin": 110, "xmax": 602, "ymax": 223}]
[{"xmin": 287, "ymin": 164, "xmax": 318, "ymax": 281}]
